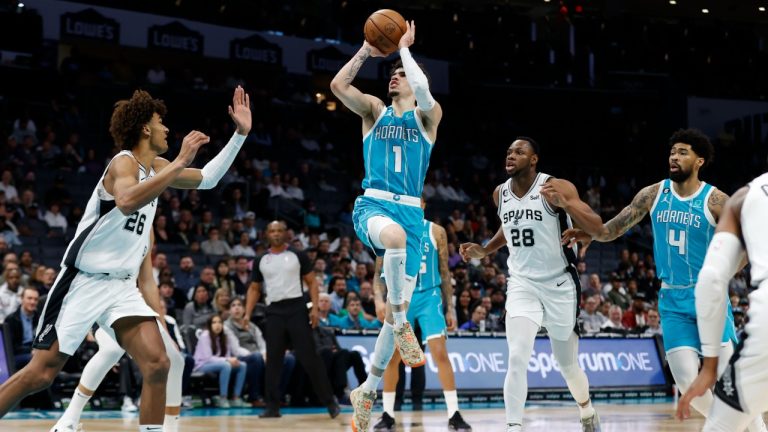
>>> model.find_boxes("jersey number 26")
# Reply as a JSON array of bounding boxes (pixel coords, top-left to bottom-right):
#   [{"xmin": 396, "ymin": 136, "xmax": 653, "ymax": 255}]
[{"xmin": 124, "ymin": 212, "xmax": 147, "ymax": 236}]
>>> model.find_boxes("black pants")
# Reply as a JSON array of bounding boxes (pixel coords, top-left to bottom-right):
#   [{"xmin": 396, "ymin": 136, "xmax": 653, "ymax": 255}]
[
  {"xmin": 264, "ymin": 298, "xmax": 334, "ymax": 410},
  {"xmin": 319, "ymin": 348, "xmax": 367, "ymax": 398}
]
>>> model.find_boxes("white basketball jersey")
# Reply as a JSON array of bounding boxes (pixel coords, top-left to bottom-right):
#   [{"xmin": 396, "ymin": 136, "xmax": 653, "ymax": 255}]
[
  {"xmin": 742, "ymin": 172, "xmax": 768, "ymax": 286},
  {"xmin": 62, "ymin": 151, "xmax": 158, "ymax": 278},
  {"xmin": 498, "ymin": 173, "xmax": 578, "ymax": 280}
]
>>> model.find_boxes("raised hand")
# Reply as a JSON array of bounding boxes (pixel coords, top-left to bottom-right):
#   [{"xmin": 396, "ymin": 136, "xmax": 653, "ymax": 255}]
[
  {"xmin": 398, "ymin": 20, "xmax": 416, "ymax": 50},
  {"xmin": 176, "ymin": 130, "xmax": 210, "ymax": 167},
  {"xmin": 228, "ymin": 85, "xmax": 252, "ymax": 136}
]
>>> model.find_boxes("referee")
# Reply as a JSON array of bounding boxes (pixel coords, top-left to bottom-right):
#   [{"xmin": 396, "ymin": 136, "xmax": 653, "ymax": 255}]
[{"xmin": 244, "ymin": 221, "xmax": 339, "ymax": 418}]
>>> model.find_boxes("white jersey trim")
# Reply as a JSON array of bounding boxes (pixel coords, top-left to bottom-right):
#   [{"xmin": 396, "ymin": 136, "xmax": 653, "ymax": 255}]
[
  {"xmin": 427, "ymin": 221, "xmax": 437, "ymax": 250},
  {"xmin": 649, "ymin": 180, "xmax": 665, "ymax": 214},
  {"xmin": 362, "ymin": 105, "xmax": 389, "ymax": 142},
  {"xmin": 412, "ymin": 109, "xmax": 434, "ymax": 145},
  {"xmin": 511, "ymin": 173, "xmax": 541, "ymax": 200},
  {"xmin": 703, "ymin": 187, "xmax": 717, "ymax": 227},
  {"xmin": 670, "ymin": 180, "xmax": 707, "ymax": 202}
]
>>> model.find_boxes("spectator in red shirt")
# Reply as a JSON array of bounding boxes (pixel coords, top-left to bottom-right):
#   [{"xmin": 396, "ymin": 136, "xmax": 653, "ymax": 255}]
[{"xmin": 622, "ymin": 292, "xmax": 648, "ymax": 330}]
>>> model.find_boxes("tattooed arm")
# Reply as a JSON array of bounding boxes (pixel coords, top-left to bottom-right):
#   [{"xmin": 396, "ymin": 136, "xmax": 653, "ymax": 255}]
[
  {"xmin": 593, "ymin": 183, "xmax": 660, "ymax": 242},
  {"xmin": 433, "ymin": 223, "xmax": 457, "ymax": 330},
  {"xmin": 707, "ymin": 188, "xmax": 730, "ymax": 222},
  {"xmin": 330, "ymin": 42, "xmax": 386, "ymax": 123}
]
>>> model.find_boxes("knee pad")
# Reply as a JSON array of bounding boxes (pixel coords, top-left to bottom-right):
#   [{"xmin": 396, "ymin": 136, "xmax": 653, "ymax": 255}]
[{"xmin": 367, "ymin": 216, "xmax": 397, "ymax": 250}]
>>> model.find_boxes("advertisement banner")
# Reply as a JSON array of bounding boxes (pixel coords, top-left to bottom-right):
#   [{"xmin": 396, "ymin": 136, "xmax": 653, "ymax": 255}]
[
  {"xmin": 306, "ymin": 46, "xmax": 349, "ymax": 74},
  {"xmin": 338, "ymin": 335, "xmax": 667, "ymax": 391},
  {"xmin": 148, "ymin": 21, "xmax": 204, "ymax": 55},
  {"xmin": 229, "ymin": 34, "xmax": 282, "ymax": 66},
  {"xmin": 60, "ymin": 8, "xmax": 120, "ymax": 44}
]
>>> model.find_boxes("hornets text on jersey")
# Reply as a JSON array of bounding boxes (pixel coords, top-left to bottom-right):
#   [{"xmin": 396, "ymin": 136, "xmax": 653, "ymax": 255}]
[
  {"xmin": 650, "ymin": 179, "xmax": 716, "ymax": 288},
  {"xmin": 361, "ymin": 106, "xmax": 433, "ymax": 198}
]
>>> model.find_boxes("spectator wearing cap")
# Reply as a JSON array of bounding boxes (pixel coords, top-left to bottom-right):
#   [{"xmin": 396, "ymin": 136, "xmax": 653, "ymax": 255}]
[
  {"xmin": 622, "ymin": 292, "xmax": 648, "ymax": 329},
  {"xmin": 232, "ymin": 232, "xmax": 256, "ymax": 258},
  {"xmin": 469, "ymin": 281, "xmax": 483, "ymax": 302},
  {"xmin": 606, "ymin": 273, "xmax": 630, "ymax": 310},
  {"xmin": 453, "ymin": 261, "xmax": 470, "ymax": 288}
]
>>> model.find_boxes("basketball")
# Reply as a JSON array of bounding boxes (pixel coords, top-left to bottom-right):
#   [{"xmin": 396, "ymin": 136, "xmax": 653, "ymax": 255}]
[{"xmin": 364, "ymin": 9, "xmax": 407, "ymax": 55}]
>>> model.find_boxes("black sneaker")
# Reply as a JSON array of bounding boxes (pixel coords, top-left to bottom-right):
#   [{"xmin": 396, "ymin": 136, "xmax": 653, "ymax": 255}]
[
  {"xmin": 327, "ymin": 401, "xmax": 341, "ymax": 419},
  {"xmin": 448, "ymin": 411, "xmax": 472, "ymax": 431},
  {"xmin": 373, "ymin": 412, "xmax": 396, "ymax": 431}
]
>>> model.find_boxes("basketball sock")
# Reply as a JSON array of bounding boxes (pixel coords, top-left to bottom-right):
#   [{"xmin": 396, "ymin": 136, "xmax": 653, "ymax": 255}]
[
  {"xmin": 382, "ymin": 392, "xmax": 396, "ymax": 417},
  {"xmin": 383, "ymin": 248, "xmax": 407, "ymax": 328},
  {"xmin": 139, "ymin": 425, "xmax": 163, "ymax": 431},
  {"xmin": 504, "ymin": 317, "xmax": 539, "ymax": 426},
  {"xmin": 362, "ymin": 322, "xmax": 395, "ymax": 392},
  {"xmin": 443, "ymin": 390, "xmax": 459, "ymax": 418},
  {"xmin": 164, "ymin": 414, "xmax": 179, "ymax": 432},
  {"xmin": 59, "ymin": 389, "xmax": 91, "ymax": 425},
  {"xmin": 550, "ymin": 332, "xmax": 592, "ymax": 417}
]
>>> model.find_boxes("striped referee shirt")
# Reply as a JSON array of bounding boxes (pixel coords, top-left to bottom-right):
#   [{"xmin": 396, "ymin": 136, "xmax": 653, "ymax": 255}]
[{"xmin": 252, "ymin": 247, "xmax": 312, "ymax": 306}]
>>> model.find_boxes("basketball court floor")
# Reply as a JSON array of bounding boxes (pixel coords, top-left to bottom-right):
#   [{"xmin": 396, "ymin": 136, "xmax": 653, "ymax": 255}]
[{"xmin": 3, "ymin": 398, "xmax": 746, "ymax": 431}]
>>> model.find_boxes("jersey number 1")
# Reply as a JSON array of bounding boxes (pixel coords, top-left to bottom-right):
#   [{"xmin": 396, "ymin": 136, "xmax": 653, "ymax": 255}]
[
  {"xmin": 668, "ymin": 229, "xmax": 686, "ymax": 254},
  {"xmin": 393, "ymin": 146, "xmax": 402, "ymax": 173},
  {"xmin": 124, "ymin": 212, "xmax": 146, "ymax": 235}
]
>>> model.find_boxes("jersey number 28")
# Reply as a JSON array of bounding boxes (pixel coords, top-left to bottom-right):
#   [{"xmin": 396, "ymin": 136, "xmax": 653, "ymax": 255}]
[
  {"xmin": 124, "ymin": 212, "xmax": 146, "ymax": 235},
  {"xmin": 510, "ymin": 228, "xmax": 535, "ymax": 247}
]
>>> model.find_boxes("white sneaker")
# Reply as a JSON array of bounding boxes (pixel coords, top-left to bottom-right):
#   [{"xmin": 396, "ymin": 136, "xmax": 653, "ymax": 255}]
[
  {"xmin": 181, "ymin": 395, "xmax": 193, "ymax": 409},
  {"xmin": 50, "ymin": 422, "xmax": 83, "ymax": 432},
  {"xmin": 506, "ymin": 424, "xmax": 522, "ymax": 432},
  {"xmin": 121, "ymin": 396, "xmax": 138, "ymax": 412}
]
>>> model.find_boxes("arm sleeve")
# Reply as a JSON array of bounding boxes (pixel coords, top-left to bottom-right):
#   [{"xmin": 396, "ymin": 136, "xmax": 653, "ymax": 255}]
[
  {"xmin": 696, "ymin": 232, "xmax": 745, "ymax": 358},
  {"xmin": 398, "ymin": 47, "xmax": 436, "ymax": 112},
  {"xmin": 198, "ymin": 132, "xmax": 247, "ymax": 189}
]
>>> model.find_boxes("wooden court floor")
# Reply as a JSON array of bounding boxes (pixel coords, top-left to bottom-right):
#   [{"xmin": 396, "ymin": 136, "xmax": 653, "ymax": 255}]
[{"xmin": 3, "ymin": 402, "xmax": 759, "ymax": 431}]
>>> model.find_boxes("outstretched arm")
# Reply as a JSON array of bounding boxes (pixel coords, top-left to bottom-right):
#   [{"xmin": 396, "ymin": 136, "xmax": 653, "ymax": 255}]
[
  {"xmin": 330, "ymin": 42, "xmax": 386, "ymax": 119},
  {"xmin": 460, "ymin": 185, "xmax": 505, "ymax": 260},
  {"xmin": 595, "ymin": 183, "xmax": 659, "ymax": 242},
  {"xmin": 157, "ymin": 86, "xmax": 252, "ymax": 189}
]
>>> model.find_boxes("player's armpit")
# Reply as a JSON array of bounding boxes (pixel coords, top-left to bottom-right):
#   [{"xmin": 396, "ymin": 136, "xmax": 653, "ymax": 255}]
[{"xmin": 596, "ymin": 183, "xmax": 659, "ymax": 242}]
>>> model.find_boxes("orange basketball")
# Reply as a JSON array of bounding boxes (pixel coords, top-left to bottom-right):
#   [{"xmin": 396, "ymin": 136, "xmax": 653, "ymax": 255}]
[{"xmin": 364, "ymin": 9, "xmax": 407, "ymax": 55}]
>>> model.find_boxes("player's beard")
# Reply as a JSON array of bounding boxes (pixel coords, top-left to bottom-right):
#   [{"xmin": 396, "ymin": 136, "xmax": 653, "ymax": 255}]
[
  {"xmin": 388, "ymin": 90, "xmax": 399, "ymax": 98},
  {"xmin": 669, "ymin": 166, "xmax": 692, "ymax": 183}
]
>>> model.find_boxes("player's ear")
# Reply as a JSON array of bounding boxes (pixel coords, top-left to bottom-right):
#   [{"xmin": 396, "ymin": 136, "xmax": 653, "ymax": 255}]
[
  {"xmin": 142, "ymin": 123, "xmax": 152, "ymax": 138},
  {"xmin": 531, "ymin": 154, "xmax": 539, "ymax": 166}
]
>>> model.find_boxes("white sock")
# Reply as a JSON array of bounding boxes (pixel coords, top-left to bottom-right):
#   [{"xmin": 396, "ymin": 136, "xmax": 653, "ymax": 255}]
[
  {"xmin": 139, "ymin": 425, "xmax": 164, "ymax": 431},
  {"xmin": 578, "ymin": 399, "xmax": 595, "ymax": 419},
  {"xmin": 444, "ymin": 390, "xmax": 458, "ymax": 418},
  {"xmin": 163, "ymin": 414, "xmax": 179, "ymax": 432},
  {"xmin": 382, "ymin": 392, "xmax": 396, "ymax": 417},
  {"xmin": 60, "ymin": 389, "xmax": 91, "ymax": 425},
  {"xmin": 383, "ymin": 248, "xmax": 407, "ymax": 328}
]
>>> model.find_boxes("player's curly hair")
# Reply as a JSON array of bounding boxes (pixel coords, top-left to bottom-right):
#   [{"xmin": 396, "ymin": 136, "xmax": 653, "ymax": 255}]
[
  {"xmin": 668, "ymin": 128, "xmax": 714, "ymax": 168},
  {"xmin": 109, "ymin": 90, "xmax": 167, "ymax": 150}
]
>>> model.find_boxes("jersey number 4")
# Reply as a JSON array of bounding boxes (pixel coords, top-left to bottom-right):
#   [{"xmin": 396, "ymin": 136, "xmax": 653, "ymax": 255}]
[
  {"xmin": 510, "ymin": 228, "xmax": 535, "ymax": 247},
  {"xmin": 124, "ymin": 212, "xmax": 146, "ymax": 235},
  {"xmin": 668, "ymin": 229, "xmax": 686, "ymax": 254}
]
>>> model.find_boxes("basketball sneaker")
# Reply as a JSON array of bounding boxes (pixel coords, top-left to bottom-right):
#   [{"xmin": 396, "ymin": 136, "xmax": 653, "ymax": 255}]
[
  {"xmin": 580, "ymin": 411, "xmax": 601, "ymax": 432},
  {"xmin": 505, "ymin": 423, "xmax": 522, "ymax": 432},
  {"xmin": 448, "ymin": 411, "xmax": 472, "ymax": 431},
  {"xmin": 373, "ymin": 412, "xmax": 396, "ymax": 431},
  {"xmin": 49, "ymin": 422, "xmax": 83, "ymax": 432},
  {"xmin": 393, "ymin": 322, "xmax": 425, "ymax": 367},
  {"xmin": 350, "ymin": 386, "xmax": 377, "ymax": 432}
]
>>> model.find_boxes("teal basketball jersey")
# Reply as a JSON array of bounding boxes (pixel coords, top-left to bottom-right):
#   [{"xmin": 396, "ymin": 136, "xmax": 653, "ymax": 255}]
[
  {"xmin": 416, "ymin": 220, "xmax": 441, "ymax": 292},
  {"xmin": 361, "ymin": 106, "xmax": 433, "ymax": 197},
  {"xmin": 650, "ymin": 179, "xmax": 716, "ymax": 288}
]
